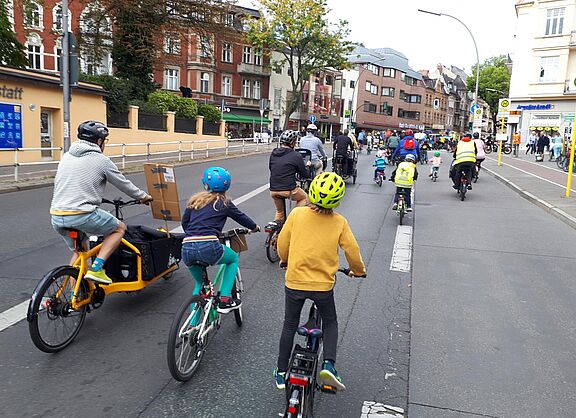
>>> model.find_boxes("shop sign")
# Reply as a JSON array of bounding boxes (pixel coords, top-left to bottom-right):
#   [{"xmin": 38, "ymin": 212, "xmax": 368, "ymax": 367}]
[
  {"xmin": 529, "ymin": 114, "xmax": 561, "ymax": 128},
  {"xmin": 517, "ymin": 104, "xmax": 553, "ymax": 110},
  {"xmin": 399, "ymin": 122, "xmax": 424, "ymax": 130},
  {"xmin": 0, "ymin": 103, "xmax": 23, "ymax": 148},
  {"xmin": 0, "ymin": 86, "xmax": 23, "ymax": 100}
]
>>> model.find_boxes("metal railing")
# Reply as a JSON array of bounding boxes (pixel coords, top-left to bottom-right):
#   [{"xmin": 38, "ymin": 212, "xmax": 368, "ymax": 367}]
[{"xmin": 0, "ymin": 138, "xmax": 278, "ymax": 182}]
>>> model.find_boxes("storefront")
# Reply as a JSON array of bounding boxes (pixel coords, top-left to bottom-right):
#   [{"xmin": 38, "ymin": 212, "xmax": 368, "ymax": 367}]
[
  {"xmin": 223, "ymin": 108, "xmax": 271, "ymax": 139},
  {"xmin": 0, "ymin": 66, "xmax": 105, "ymax": 165},
  {"xmin": 512, "ymin": 100, "xmax": 576, "ymax": 143}
]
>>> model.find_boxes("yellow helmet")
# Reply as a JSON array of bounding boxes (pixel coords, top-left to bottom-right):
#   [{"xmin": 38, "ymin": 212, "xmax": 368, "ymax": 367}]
[{"xmin": 308, "ymin": 172, "xmax": 346, "ymax": 209}]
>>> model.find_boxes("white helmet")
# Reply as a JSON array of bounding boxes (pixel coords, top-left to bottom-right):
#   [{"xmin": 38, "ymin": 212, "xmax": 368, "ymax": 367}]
[
  {"xmin": 405, "ymin": 154, "xmax": 416, "ymax": 162},
  {"xmin": 306, "ymin": 123, "xmax": 318, "ymax": 131}
]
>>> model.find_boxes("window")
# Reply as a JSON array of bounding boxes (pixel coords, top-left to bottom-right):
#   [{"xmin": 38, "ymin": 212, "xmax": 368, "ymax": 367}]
[
  {"xmin": 380, "ymin": 104, "xmax": 393, "ymax": 116},
  {"xmin": 200, "ymin": 72, "xmax": 209, "ymax": 93},
  {"xmin": 545, "ymin": 8, "xmax": 564, "ymax": 36},
  {"xmin": 409, "ymin": 94, "xmax": 422, "ymax": 104},
  {"xmin": 222, "ymin": 76, "xmax": 232, "ymax": 96},
  {"xmin": 164, "ymin": 35, "xmax": 181, "ymax": 55},
  {"xmin": 365, "ymin": 81, "xmax": 372, "ymax": 91},
  {"xmin": 253, "ymin": 80, "xmax": 261, "ymax": 99},
  {"xmin": 350, "ymin": 80, "xmax": 355, "ymax": 88},
  {"xmin": 164, "ymin": 68, "xmax": 179, "ymax": 91},
  {"xmin": 222, "ymin": 42, "xmax": 232, "ymax": 62},
  {"xmin": 55, "ymin": 47, "xmax": 62, "ymax": 72},
  {"xmin": 398, "ymin": 109, "xmax": 420, "ymax": 120},
  {"xmin": 224, "ymin": 12, "xmax": 234, "ymax": 26},
  {"xmin": 25, "ymin": 2, "xmax": 43, "ymax": 29},
  {"xmin": 27, "ymin": 44, "xmax": 42, "ymax": 69},
  {"xmin": 199, "ymin": 35, "xmax": 211, "ymax": 58},
  {"xmin": 383, "ymin": 68, "xmax": 395, "ymax": 78},
  {"xmin": 370, "ymin": 84, "xmax": 378, "ymax": 94},
  {"xmin": 539, "ymin": 56, "xmax": 560, "ymax": 82},
  {"xmin": 364, "ymin": 63, "xmax": 379, "ymax": 75},
  {"xmin": 53, "ymin": 4, "xmax": 70, "ymax": 32},
  {"xmin": 404, "ymin": 75, "xmax": 417, "ymax": 86},
  {"xmin": 400, "ymin": 90, "xmax": 408, "ymax": 101},
  {"xmin": 381, "ymin": 87, "xmax": 395, "ymax": 97},
  {"xmin": 363, "ymin": 102, "xmax": 377, "ymax": 113},
  {"xmin": 254, "ymin": 49, "xmax": 262, "ymax": 66},
  {"xmin": 242, "ymin": 79, "xmax": 251, "ymax": 97},
  {"xmin": 274, "ymin": 88, "xmax": 282, "ymax": 112},
  {"xmin": 243, "ymin": 46, "xmax": 252, "ymax": 64}
]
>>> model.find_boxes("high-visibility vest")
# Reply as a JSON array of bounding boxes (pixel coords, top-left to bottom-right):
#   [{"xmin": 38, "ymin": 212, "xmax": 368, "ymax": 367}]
[
  {"xmin": 395, "ymin": 162, "xmax": 416, "ymax": 187},
  {"xmin": 455, "ymin": 140, "xmax": 476, "ymax": 164}
]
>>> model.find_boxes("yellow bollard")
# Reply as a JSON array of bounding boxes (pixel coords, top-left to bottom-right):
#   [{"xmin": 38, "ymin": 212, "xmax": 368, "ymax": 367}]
[{"xmin": 565, "ymin": 112, "xmax": 576, "ymax": 197}]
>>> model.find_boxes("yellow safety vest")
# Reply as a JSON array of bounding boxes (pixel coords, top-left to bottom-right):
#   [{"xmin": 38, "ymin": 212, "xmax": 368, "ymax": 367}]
[
  {"xmin": 455, "ymin": 140, "xmax": 476, "ymax": 164},
  {"xmin": 395, "ymin": 162, "xmax": 416, "ymax": 187}
]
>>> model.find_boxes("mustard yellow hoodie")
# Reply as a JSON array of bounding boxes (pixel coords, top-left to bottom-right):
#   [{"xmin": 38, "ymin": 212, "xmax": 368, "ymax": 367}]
[{"xmin": 277, "ymin": 206, "xmax": 366, "ymax": 291}]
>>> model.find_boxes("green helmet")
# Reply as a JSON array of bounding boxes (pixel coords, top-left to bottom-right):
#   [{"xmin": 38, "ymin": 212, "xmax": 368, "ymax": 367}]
[
  {"xmin": 434, "ymin": 151, "xmax": 441, "ymax": 157},
  {"xmin": 308, "ymin": 172, "xmax": 345, "ymax": 209}
]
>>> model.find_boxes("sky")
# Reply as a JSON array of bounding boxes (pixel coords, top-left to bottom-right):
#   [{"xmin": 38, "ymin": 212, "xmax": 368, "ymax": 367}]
[{"xmin": 238, "ymin": 0, "xmax": 518, "ymax": 76}]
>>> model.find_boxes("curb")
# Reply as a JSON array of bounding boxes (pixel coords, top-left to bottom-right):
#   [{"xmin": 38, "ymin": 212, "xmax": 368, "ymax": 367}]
[
  {"xmin": 484, "ymin": 166, "xmax": 576, "ymax": 230},
  {"xmin": 0, "ymin": 149, "xmax": 270, "ymax": 195}
]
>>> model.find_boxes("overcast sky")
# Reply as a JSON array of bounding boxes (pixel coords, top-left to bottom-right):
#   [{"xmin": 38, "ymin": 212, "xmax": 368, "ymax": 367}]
[{"xmin": 239, "ymin": 0, "xmax": 517, "ymax": 75}]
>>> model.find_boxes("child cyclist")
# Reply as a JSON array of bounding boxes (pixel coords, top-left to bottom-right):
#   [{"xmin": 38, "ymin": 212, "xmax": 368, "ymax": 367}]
[
  {"xmin": 373, "ymin": 152, "xmax": 386, "ymax": 181},
  {"xmin": 181, "ymin": 167, "xmax": 259, "ymax": 314},
  {"xmin": 274, "ymin": 172, "xmax": 366, "ymax": 391},
  {"xmin": 429, "ymin": 151, "xmax": 443, "ymax": 177},
  {"xmin": 390, "ymin": 153, "xmax": 418, "ymax": 212}
]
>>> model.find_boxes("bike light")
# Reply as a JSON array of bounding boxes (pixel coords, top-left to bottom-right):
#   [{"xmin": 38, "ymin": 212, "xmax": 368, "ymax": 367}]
[
  {"xmin": 264, "ymin": 228, "xmax": 272, "ymax": 233},
  {"xmin": 289, "ymin": 375, "xmax": 309, "ymax": 387},
  {"xmin": 288, "ymin": 406, "xmax": 297, "ymax": 414}
]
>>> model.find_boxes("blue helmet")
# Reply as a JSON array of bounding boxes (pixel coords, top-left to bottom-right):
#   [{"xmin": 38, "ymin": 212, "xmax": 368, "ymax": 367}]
[{"xmin": 202, "ymin": 167, "xmax": 231, "ymax": 192}]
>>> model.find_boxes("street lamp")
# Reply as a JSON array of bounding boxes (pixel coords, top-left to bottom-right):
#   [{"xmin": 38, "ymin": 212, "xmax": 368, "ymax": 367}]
[
  {"xmin": 418, "ymin": 9, "xmax": 480, "ymax": 112},
  {"xmin": 485, "ymin": 87, "xmax": 506, "ymax": 96}
]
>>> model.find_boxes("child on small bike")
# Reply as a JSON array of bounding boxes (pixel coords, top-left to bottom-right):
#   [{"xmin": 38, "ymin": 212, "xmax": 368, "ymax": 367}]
[
  {"xmin": 429, "ymin": 151, "xmax": 443, "ymax": 177},
  {"xmin": 373, "ymin": 154, "xmax": 386, "ymax": 181},
  {"xmin": 390, "ymin": 153, "xmax": 418, "ymax": 212},
  {"xmin": 274, "ymin": 172, "xmax": 366, "ymax": 392},
  {"xmin": 181, "ymin": 167, "xmax": 259, "ymax": 314}
]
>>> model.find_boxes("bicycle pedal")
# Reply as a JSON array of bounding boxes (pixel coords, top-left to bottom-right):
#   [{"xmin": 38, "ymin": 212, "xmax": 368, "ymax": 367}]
[{"xmin": 320, "ymin": 384, "xmax": 337, "ymax": 394}]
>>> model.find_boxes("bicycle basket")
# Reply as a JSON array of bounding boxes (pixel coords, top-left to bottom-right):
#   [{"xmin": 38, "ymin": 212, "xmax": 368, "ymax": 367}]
[{"xmin": 229, "ymin": 233, "xmax": 248, "ymax": 253}]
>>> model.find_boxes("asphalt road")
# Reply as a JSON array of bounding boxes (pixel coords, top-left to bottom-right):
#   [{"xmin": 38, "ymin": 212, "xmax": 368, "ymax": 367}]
[{"xmin": 0, "ymin": 150, "xmax": 575, "ymax": 417}]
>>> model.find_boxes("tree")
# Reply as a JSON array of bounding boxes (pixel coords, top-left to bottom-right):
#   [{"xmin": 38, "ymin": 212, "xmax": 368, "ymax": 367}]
[
  {"xmin": 0, "ymin": 0, "xmax": 28, "ymax": 67},
  {"xmin": 247, "ymin": 0, "xmax": 353, "ymax": 129},
  {"xmin": 467, "ymin": 55, "xmax": 511, "ymax": 133}
]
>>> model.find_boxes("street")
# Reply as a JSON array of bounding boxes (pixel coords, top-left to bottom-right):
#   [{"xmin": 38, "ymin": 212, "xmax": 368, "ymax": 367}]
[{"xmin": 0, "ymin": 151, "xmax": 575, "ymax": 417}]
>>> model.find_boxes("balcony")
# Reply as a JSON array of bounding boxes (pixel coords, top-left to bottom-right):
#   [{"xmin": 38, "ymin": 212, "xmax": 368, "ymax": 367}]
[
  {"xmin": 237, "ymin": 62, "xmax": 271, "ymax": 76},
  {"xmin": 238, "ymin": 97, "xmax": 264, "ymax": 108}
]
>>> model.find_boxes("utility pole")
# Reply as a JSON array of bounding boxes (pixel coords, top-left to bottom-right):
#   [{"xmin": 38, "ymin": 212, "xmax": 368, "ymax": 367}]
[{"xmin": 62, "ymin": 0, "xmax": 71, "ymax": 151}]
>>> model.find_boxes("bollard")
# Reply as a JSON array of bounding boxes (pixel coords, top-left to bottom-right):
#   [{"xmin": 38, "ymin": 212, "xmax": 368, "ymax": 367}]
[
  {"xmin": 191, "ymin": 142, "xmax": 194, "ymax": 160},
  {"xmin": 178, "ymin": 141, "xmax": 182, "ymax": 162},
  {"xmin": 147, "ymin": 143, "xmax": 151, "ymax": 162},
  {"xmin": 242, "ymin": 138, "xmax": 245, "ymax": 153},
  {"xmin": 122, "ymin": 144, "xmax": 126, "ymax": 169},
  {"xmin": 226, "ymin": 140, "xmax": 229, "ymax": 156},
  {"xmin": 14, "ymin": 148, "xmax": 18, "ymax": 182},
  {"xmin": 205, "ymin": 140, "xmax": 209, "ymax": 158}
]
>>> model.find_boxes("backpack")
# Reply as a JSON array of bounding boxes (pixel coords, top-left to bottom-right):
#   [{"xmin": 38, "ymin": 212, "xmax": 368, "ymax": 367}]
[{"xmin": 404, "ymin": 138, "xmax": 415, "ymax": 150}]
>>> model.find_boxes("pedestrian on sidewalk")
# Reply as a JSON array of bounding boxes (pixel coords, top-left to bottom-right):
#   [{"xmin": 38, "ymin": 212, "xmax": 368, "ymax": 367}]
[
  {"xmin": 526, "ymin": 131, "xmax": 537, "ymax": 154},
  {"xmin": 551, "ymin": 132, "xmax": 562, "ymax": 161},
  {"xmin": 512, "ymin": 131, "xmax": 521, "ymax": 157},
  {"xmin": 536, "ymin": 131, "xmax": 550, "ymax": 156}
]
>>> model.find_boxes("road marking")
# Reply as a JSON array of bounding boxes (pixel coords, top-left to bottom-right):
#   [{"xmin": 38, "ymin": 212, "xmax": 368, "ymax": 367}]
[
  {"xmin": 0, "ymin": 182, "xmax": 271, "ymax": 333},
  {"xmin": 0, "ymin": 301, "xmax": 29, "ymax": 332},
  {"xmin": 361, "ymin": 401, "xmax": 405, "ymax": 417},
  {"xmin": 390, "ymin": 225, "xmax": 413, "ymax": 272},
  {"xmin": 498, "ymin": 154, "xmax": 570, "ymax": 175}
]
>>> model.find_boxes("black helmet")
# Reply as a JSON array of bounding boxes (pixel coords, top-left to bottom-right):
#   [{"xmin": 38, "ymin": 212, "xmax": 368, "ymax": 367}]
[
  {"xmin": 77, "ymin": 121, "xmax": 109, "ymax": 143},
  {"xmin": 473, "ymin": 132, "xmax": 480, "ymax": 139},
  {"xmin": 280, "ymin": 130, "xmax": 299, "ymax": 147}
]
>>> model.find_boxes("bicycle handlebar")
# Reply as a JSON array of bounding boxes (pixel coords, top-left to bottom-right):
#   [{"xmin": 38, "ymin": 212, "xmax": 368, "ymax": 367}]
[
  {"xmin": 219, "ymin": 227, "xmax": 255, "ymax": 239},
  {"xmin": 101, "ymin": 198, "xmax": 142, "ymax": 207},
  {"xmin": 338, "ymin": 267, "xmax": 367, "ymax": 278}
]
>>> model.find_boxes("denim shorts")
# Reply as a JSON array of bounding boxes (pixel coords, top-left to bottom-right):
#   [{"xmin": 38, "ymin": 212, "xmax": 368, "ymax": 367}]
[
  {"xmin": 51, "ymin": 208, "xmax": 120, "ymax": 250},
  {"xmin": 182, "ymin": 240, "xmax": 224, "ymax": 267}
]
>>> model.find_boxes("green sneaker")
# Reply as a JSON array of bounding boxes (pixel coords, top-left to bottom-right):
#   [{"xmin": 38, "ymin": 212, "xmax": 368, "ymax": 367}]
[
  {"xmin": 84, "ymin": 269, "xmax": 112, "ymax": 285},
  {"xmin": 273, "ymin": 368, "xmax": 286, "ymax": 390},
  {"xmin": 319, "ymin": 361, "xmax": 346, "ymax": 391}
]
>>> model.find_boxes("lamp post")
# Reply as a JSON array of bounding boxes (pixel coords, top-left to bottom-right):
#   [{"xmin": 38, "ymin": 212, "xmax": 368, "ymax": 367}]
[
  {"xmin": 418, "ymin": 9, "xmax": 480, "ymax": 112},
  {"xmin": 62, "ymin": 0, "xmax": 71, "ymax": 151}
]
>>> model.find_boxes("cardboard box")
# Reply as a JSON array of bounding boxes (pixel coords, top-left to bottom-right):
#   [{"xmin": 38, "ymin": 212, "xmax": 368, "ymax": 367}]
[{"xmin": 144, "ymin": 163, "xmax": 182, "ymax": 222}]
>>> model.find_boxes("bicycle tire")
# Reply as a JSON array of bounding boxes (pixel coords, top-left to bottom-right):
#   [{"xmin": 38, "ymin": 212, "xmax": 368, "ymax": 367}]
[
  {"xmin": 377, "ymin": 176, "xmax": 382, "ymax": 187},
  {"xmin": 28, "ymin": 266, "xmax": 89, "ymax": 353},
  {"xmin": 265, "ymin": 230, "xmax": 280, "ymax": 263},
  {"xmin": 233, "ymin": 270, "xmax": 243, "ymax": 326},
  {"xmin": 503, "ymin": 145, "xmax": 512, "ymax": 155},
  {"xmin": 460, "ymin": 184, "xmax": 467, "ymax": 201},
  {"xmin": 398, "ymin": 203, "xmax": 404, "ymax": 225},
  {"xmin": 167, "ymin": 295, "xmax": 207, "ymax": 381},
  {"xmin": 557, "ymin": 156, "xmax": 566, "ymax": 170},
  {"xmin": 485, "ymin": 146, "xmax": 493, "ymax": 155}
]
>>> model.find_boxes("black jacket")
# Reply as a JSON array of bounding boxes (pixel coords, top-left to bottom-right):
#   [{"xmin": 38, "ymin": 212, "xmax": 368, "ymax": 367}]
[
  {"xmin": 269, "ymin": 147, "xmax": 308, "ymax": 191},
  {"xmin": 333, "ymin": 134, "xmax": 353, "ymax": 156}
]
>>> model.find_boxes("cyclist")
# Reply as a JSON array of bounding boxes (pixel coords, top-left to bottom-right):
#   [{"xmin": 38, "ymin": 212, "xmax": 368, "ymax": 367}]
[
  {"xmin": 387, "ymin": 130, "xmax": 400, "ymax": 155},
  {"xmin": 299, "ymin": 123, "xmax": 327, "ymax": 176},
  {"xmin": 429, "ymin": 151, "xmax": 443, "ymax": 178},
  {"xmin": 269, "ymin": 130, "xmax": 309, "ymax": 224},
  {"xmin": 274, "ymin": 172, "xmax": 366, "ymax": 391},
  {"xmin": 373, "ymin": 153, "xmax": 386, "ymax": 181},
  {"xmin": 333, "ymin": 129, "xmax": 355, "ymax": 175},
  {"xmin": 390, "ymin": 153, "xmax": 418, "ymax": 212},
  {"xmin": 50, "ymin": 121, "xmax": 153, "ymax": 285},
  {"xmin": 182, "ymin": 167, "xmax": 259, "ymax": 314},
  {"xmin": 472, "ymin": 132, "xmax": 486, "ymax": 177},
  {"xmin": 391, "ymin": 129, "xmax": 420, "ymax": 163},
  {"xmin": 451, "ymin": 133, "xmax": 477, "ymax": 190}
]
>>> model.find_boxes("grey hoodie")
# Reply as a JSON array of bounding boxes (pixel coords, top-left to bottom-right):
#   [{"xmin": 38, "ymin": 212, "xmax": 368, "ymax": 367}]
[{"xmin": 50, "ymin": 140, "xmax": 147, "ymax": 214}]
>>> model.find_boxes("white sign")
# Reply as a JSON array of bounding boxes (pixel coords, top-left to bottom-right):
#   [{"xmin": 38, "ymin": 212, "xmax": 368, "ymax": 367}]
[
  {"xmin": 497, "ymin": 98, "xmax": 510, "ymax": 118},
  {"xmin": 529, "ymin": 114, "xmax": 561, "ymax": 128},
  {"xmin": 496, "ymin": 133, "xmax": 508, "ymax": 142},
  {"xmin": 473, "ymin": 108, "xmax": 483, "ymax": 127}
]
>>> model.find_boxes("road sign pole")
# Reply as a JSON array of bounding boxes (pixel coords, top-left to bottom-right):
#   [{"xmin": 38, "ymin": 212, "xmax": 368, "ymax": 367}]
[
  {"xmin": 498, "ymin": 117, "xmax": 504, "ymax": 167},
  {"xmin": 565, "ymin": 111, "xmax": 576, "ymax": 197}
]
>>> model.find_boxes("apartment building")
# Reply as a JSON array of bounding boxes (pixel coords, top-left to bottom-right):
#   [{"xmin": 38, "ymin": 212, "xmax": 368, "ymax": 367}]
[
  {"xmin": 510, "ymin": 0, "xmax": 576, "ymax": 140},
  {"xmin": 420, "ymin": 72, "xmax": 450, "ymax": 133}
]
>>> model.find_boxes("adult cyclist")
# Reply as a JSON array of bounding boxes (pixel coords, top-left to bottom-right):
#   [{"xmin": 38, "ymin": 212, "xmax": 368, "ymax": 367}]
[
  {"xmin": 333, "ymin": 129, "xmax": 355, "ymax": 176},
  {"xmin": 299, "ymin": 123, "xmax": 327, "ymax": 176},
  {"xmin": 50, "ymin": 121, "xmax": 153, "ymax": 285},
  {"xmin": 268, "ymin": 130, "xmax": 309, "ymax": 225},
  {"xmin": 451, "ymin": 133, "xmax": 477, "ymax": 190},
  {"xmin": 472, "ymin": 132, "xmax": 486, "ymax": 178},
  {"xmin": 391, "ymin": 129, "xmax": 420, "ymax": 163}
]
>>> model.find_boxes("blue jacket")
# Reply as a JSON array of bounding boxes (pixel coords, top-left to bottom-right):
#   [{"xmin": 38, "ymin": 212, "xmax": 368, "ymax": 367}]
[
  {"xmin": 392, "ymin": 136, "xmax": 420, "ymax": 160},
  {"xmin": 374, "ymin": 156, "xmax": 386, "ymax": 170},
  {"xmin": 182, "ymin": 198, "xmax": 256, "ymax": 238}
]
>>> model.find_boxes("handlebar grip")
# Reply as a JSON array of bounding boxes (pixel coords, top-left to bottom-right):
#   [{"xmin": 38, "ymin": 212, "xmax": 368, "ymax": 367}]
[{"xmin": 337, "ymin": 267, "xmax": 366, "ymax": 278}]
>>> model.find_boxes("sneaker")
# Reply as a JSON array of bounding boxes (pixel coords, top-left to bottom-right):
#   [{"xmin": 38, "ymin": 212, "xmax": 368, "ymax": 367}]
[
  {"xmin": 273, "ymin": 368, "xmax": 286, "ymax": 390},
  {"xmin": 217, "ymin": 296, "xmax": 242, "ymax": 314},
  {"xmin": 467, "ymin": 185, "xmax": 472, "ymax": 190},
  {"xmin": 84, "ymin": 269, "xmax": 112, "ymax": 285},
  {"xmin": 319, "ymin": 361, "xmax": 346, "ymax": 391},
  {"xmin": 392, "ymin": 203, "xmax": 398, "ymax": 210},
  {"xmin": 407, "ymin": 207, "xmax": 413, "ymax": 212},
  {"xmin": 428, "ymin": 173, "xmax": 432, "ymax": 177}
]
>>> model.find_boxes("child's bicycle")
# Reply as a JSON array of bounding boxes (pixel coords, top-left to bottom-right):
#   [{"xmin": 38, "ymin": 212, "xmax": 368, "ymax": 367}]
[
  {"xmin": 167, "ymin": 227, "xmax": 251, "ymax": 381},
  {"xmin": 27, "ymin": 198, "xmax": 182, "ymax": 353},
  {"xmin": 458, "ymin": 171, "xmax": 470, "ymax": 201},
  {"xmin": 431, "ymin": 168, "xmax": 439, "ymax": 182},
  {"xmin": 374, "ymin": 169, "xmax": 385, "ymax": 187},
  {"xmin": 282, "ymin": 267, "xmax": 366, "ymax": 418},
  {"xmin": 396, "ymin": 192, "xmax": 407, "ymax": 225}
]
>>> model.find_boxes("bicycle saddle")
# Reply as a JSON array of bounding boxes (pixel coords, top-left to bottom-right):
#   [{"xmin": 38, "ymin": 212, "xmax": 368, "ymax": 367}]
[{"xmin": 297, "ymin": 319, "xmax": 323, "ymax": 338}]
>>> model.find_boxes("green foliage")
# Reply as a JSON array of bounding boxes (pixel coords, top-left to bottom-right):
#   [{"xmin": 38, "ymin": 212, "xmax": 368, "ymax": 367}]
[
  {"xmin": 147, "ymin": 91, "xmax": 198, "ymax": 119},
  {"xmin": 79, "ymin": 74, "xmax": 133, "ymax": 116},
  {"xmin": 197, "ymin": 104, "xmax": 221, "ymax": 122},
  {"xmin": 0, "ymin": 0, "xmax": 27, "ymax": 67},
  {"xmin": 467, "ymin": 55, "xmax": 511, "ymax": 117},
  {"xmin": 128, "ymin": 99, "xmax": 163, "ymax": 115}
]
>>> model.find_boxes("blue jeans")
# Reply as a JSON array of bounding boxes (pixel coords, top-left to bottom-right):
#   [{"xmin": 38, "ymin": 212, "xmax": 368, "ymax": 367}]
[
  {"xmin": 51, "ymin": 208, "xmax": 119, "ymax": 250},
  {"xmin": 182, "ymin": 241, "xmax": 238, "ymax": 298}
]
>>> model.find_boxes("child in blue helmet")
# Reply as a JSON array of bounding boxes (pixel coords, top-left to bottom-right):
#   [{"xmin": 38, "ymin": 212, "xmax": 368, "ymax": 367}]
[{"xmin": 181, "ymin": 167, "xmax": 260, "ymax": 313}]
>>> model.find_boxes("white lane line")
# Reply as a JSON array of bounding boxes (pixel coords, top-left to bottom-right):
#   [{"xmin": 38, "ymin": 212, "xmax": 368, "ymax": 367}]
[
  {"xmin": 361, "ymin": 401, "xmax": 405, "ymax": 417},
  {"xmin": 390, "ymin": 225, "xmax": 413, "ymax": 273},
  {"xmin": 0, "ymin": 182, "xmax": 271, "ymax": 333},
  {"xmin": 498, "ymin": 154, "xmax": 570, "ymax": 175},
  {"xmin": 0, "ymin": 301, "xmax": 29, "ymax": 332}
]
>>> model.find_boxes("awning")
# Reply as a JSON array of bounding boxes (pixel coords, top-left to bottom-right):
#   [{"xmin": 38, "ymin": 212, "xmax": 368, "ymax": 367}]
[{"xmin": 223, "ymin": 114, "xmax": 271, "ymax": 123}]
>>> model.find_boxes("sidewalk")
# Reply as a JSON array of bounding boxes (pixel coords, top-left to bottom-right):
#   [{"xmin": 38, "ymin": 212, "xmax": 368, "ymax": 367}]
[{"xmin": 482, "ymin": 148, "xmax": 576, "ymax": 228}]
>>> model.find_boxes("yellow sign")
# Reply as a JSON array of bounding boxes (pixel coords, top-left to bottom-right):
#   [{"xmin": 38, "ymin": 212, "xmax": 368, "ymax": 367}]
[{"xmin": 500, "ymin": 99, "xmax": 510, "ymax": 108}]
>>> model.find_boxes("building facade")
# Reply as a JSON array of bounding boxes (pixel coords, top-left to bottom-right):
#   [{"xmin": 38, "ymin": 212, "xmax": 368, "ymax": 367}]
[
  {"xmin": 268, "ymin": 51, "xmax": 297, "ymax": 135},
  {"xmin": 510, "ymin": 0, "xmax": 576, "ymax": 140}
]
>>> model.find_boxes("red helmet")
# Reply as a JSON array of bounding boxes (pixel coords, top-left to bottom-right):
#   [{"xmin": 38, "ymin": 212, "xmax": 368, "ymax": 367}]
[{"xmin": 405, "ymin": 129, "xmax": 413, "ymax": 136}]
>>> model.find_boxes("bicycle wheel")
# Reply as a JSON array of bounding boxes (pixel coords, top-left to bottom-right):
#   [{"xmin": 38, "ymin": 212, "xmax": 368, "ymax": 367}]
[
  {"xmin": 398, "ymin": 202, "xmax": 404, "ymax": 225},
  {"xmin": 167, "ymin": 295, "xmax": 208, "ymax": 381},
  {"xmin": 232, "ymin": 270, "xmax": 243, "ymax": 326},
  {"xmin": 503, "ymin": 145, "xmax": 512, "ymax": 155},
  {"xmin": 376, "ymin": 175, "xmax": 382, "ymax": 187},
  {"xmin": 485, "ymin": 146, "xmax": 492, "ymax": 155},
  {"xmin": 28, "ymin": 266, "xmax": 90, "ymax": 353},
  {"xmin": 460, "ymin": 184, "xmax": 467, "ymax": 201},
  {"xmin": 557, "ymin": 156, "xmax": 566, "ymax": 170},
  {"xmin": 265, "ymin": 230, "xmax": 280, "ymax": 263}
]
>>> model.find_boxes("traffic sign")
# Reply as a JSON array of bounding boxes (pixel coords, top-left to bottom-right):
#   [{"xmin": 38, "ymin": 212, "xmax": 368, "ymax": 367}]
[
  {"xmin": 498, "ymin": 98, "xmax": 511, "ymax": 118},
  {"xmin": 472, "ymin": 107, "xmax": 483, "ymax": 127},
  {"xmin": 470, "ymin": 103, "xmax": 480, "ymax": 114},
  {"xmin": 310, "ymin": 115, "xmax": 317, "ymax": 123}
]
